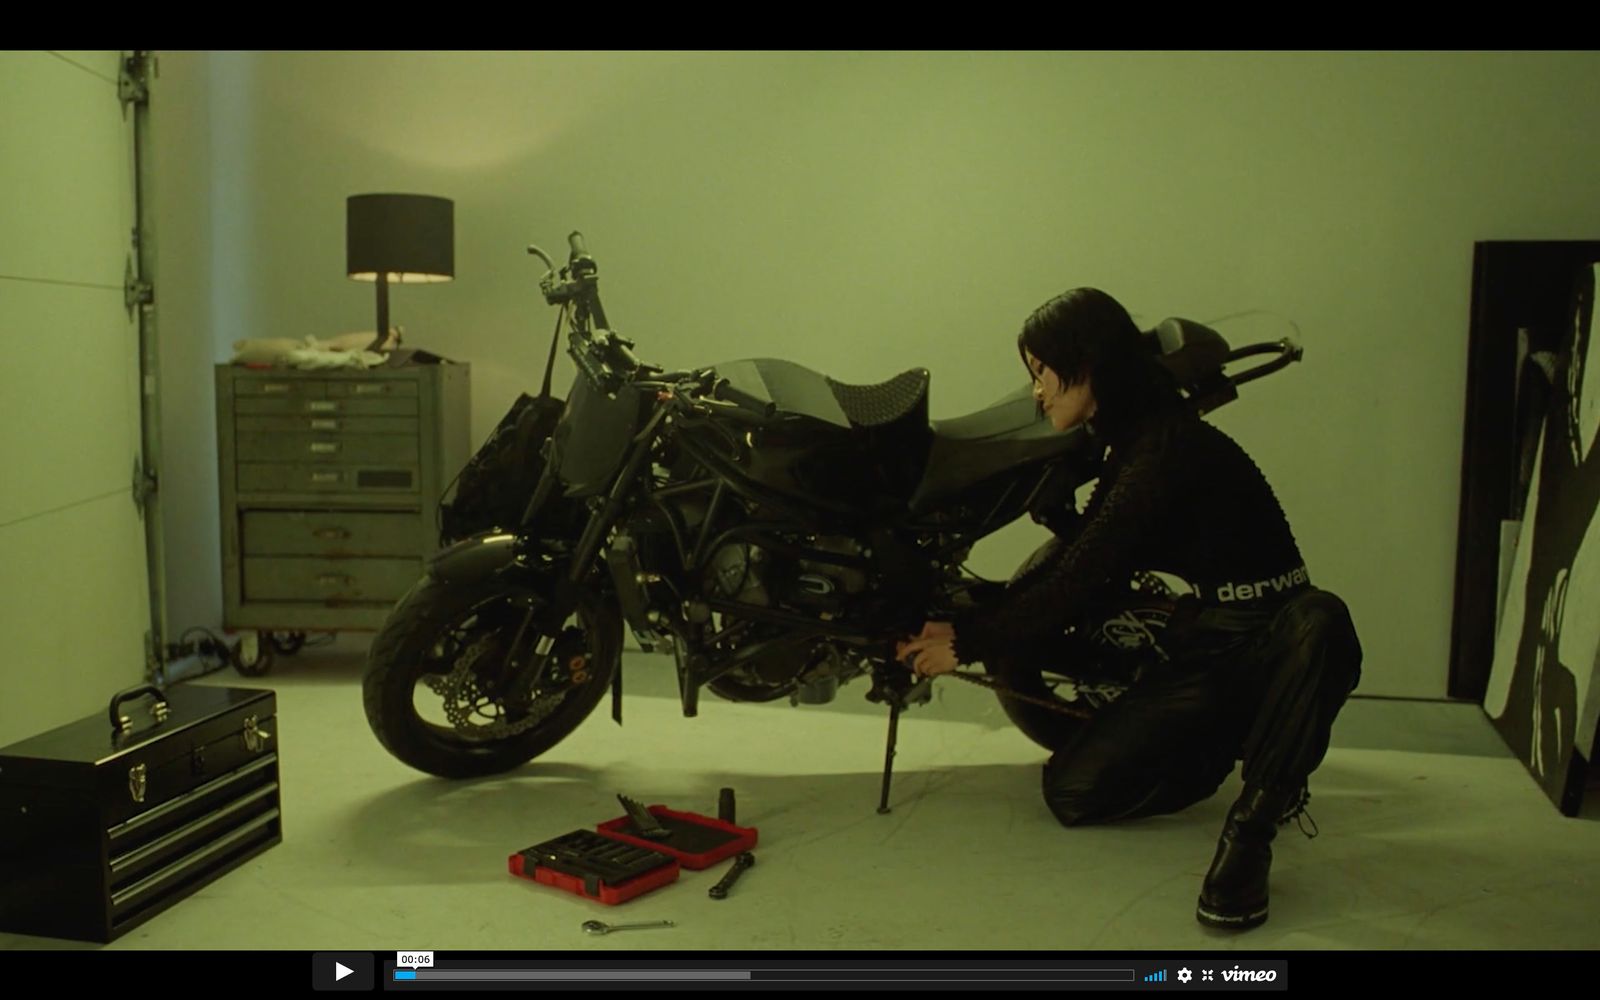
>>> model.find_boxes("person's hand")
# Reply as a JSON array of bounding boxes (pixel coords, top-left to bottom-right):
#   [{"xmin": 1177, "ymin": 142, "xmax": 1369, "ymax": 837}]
[
  {"xmin": 916, "ymin": 620, "xmax": 955, "ymax": 642},
  {"xmin": 898, "ymin": 637, "xmax": 959, "ymax": 677}
]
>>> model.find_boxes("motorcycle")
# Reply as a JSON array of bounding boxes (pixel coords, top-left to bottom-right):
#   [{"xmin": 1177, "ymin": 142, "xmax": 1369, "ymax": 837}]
[{"xmin": 362, "ymin": 233, "xmax": 1302, "ymax": 809}]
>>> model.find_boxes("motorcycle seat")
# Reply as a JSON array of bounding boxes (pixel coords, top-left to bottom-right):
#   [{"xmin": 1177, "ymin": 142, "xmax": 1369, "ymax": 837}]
[
  {"xmin": 913, "ymin": 385, "xmax": 1087, "ymax": 509},
  {"xmin": 910, "ymin": 320, "xmax": 1231, "ymax": 508},
  {"xmin": 824, "ymin": 368, "xmax": 930, "ymax": 428},
  {"xmin": 712, "ymin": 358, "xmax": 929, "ymax": 431}
]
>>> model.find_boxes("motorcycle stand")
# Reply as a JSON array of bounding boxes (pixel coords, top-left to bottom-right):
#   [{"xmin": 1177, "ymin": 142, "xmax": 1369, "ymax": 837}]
[{"xmin": 865, "ymin": 663, "xmax": 933, "ymax": 814}]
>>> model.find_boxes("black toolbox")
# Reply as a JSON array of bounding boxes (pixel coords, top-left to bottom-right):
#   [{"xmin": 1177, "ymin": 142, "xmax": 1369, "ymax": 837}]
[{"xmin": 0, "ymin": 684, "xmax": 282, "ymax": 942}]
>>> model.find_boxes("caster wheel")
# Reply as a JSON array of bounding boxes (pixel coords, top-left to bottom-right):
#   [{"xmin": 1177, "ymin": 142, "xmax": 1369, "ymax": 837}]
[
  {"xmin": 268, "ymin": 631, "xmax": 307, "ymax": 656},
  {"xmin": 233, "ymin": 631, "xmax": 276, "ymax": 677}
]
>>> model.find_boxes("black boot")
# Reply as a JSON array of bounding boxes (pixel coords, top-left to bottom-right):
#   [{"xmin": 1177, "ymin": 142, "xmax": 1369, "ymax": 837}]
[{"xmin": 1195, "ymin": 783, "xmax": 1313, "ymax": 930}]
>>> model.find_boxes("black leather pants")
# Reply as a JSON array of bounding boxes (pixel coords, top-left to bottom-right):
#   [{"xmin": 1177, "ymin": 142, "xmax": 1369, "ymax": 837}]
[{"xmin": 1037, "ymin": 588, "xmax": 1363, "ymax": 826}]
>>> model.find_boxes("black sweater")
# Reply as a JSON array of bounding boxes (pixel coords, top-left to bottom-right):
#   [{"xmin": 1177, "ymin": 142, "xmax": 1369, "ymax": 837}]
[{"xmin": 949, "ymin": 408, "xmax": 1307, "ymax": 666}]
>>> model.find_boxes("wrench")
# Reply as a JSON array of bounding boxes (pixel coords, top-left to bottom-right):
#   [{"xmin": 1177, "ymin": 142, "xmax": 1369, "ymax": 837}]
[
  {"xmin": 708, "ymin": 852, "xmax": 755, "ymax": 900},
  {"xmin": 581, "ymin": 919, "xmax": 675, "ymax": 936}
]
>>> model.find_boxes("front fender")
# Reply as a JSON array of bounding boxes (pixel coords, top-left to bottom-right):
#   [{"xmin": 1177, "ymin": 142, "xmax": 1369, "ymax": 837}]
[{"xmin": 428, "ymin": 531, "xmax": 523, "ymax": 585}]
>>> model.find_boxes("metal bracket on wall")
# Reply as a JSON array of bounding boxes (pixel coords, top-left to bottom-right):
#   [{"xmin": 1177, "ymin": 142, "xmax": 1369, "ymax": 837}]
[
  {"xmin": 118, "ymin": 51, "xmax": 154, "ymax": 117},
  {"xmin": 131, "ymin": 455, "xmax": 157, "ymax": 515},
  {"xmin": 124, "ymin": 255, "xmax": 153, "ymax": 320},
  {"xmin": 144, "ymin": 630, "xmax": 166, "ymax": 684}
]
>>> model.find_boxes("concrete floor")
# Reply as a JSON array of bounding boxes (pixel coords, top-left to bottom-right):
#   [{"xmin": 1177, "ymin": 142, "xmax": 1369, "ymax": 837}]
[{"xmin": 4, "ymin": 636, "xmax": 1598, "ymax": 953}]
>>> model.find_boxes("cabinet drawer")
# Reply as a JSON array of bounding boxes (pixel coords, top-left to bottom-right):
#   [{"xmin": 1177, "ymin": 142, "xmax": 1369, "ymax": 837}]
[
  {"xmin": 237, "ymin": 464, "xmax": 418, "ymax": 494},
  {"xmin": 241, "ymin": 511, "xmax": 421, "ymax": 557},
  {"xmin": 234, "ymin": 396, "xmax": 418, "ymax": 417},
  {"xmin": 233, "ymin": 378, "xmax": 326, "ymax": 398},
  {"xmin": 234, "ymin": 433, "xmax": 419, "ymax": 464},
  {"xmin": 242, "ymin": 557, "xmax": 422, "ymax": 602},
  {"xmin": 326, "ymin": 380, "xmax": 419, "ymax": 398},
  {"xmin": 236, "ymin": 415, "xmax": 419, "ymax": 436}
]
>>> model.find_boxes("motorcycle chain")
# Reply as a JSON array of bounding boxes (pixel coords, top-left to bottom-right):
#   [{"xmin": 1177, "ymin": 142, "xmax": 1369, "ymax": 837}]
[{"xmin": 943, "ymin": 669, "xmax": 1109, "ymax": 719}]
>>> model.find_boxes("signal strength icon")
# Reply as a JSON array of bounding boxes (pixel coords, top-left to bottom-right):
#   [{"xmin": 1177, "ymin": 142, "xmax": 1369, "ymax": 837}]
[{"xmin": 1145, "ymin": 970, "xmax": 1168, "ymax": 982}]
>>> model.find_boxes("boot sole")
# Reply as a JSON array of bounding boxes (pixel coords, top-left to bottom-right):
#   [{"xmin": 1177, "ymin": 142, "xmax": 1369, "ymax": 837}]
[{"xmin": 1195, "ymin": 900, "xmax": 1268, "ymax": 930}]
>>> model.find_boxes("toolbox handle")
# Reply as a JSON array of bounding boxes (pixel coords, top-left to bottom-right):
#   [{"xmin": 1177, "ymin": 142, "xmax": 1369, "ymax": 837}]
[{"xmin": 109, "ymin": 684, "xmax": 171, "ymax": 735}]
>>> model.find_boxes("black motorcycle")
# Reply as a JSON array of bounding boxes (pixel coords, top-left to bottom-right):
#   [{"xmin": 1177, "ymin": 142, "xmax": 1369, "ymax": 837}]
[{"xmin": 362, "ymin": 233, "xmax": 1301, "ymax": 808}]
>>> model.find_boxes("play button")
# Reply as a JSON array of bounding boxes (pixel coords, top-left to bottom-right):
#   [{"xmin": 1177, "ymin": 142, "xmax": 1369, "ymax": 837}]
[{"xmin": 313, "ymin": 953, "xmax": 374, "ymax": 991}]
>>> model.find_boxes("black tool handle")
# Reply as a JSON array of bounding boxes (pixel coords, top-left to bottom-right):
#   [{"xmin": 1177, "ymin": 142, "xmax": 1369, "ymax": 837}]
[
  {"xmin": 108, "ymin": 684, "xmax": 169, "ymax": 734},
  {"xmin": 718, "ymin": 787, "xmax": 737, "ymax": 824},
  {"xmin": 708, "ymin": 852, "xmax": 755, "ymax": 900}
]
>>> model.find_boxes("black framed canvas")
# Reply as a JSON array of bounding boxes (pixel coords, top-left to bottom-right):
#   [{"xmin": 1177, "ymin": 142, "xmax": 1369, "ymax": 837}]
[{"xmin": 1454, "ymin": 241, "xmax": 1600, "ymax": 815}]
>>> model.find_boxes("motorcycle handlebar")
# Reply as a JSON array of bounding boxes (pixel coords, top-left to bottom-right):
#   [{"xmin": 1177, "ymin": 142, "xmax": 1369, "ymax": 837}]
[
  {"xmin": 712, "ymin": 379, "xmax": 777, "ymax": 418},
  {"xmin": 609, "ymin": 336, "xmax": 640, "ymax": 372},
  {"xmin": 569, "ymin": 333, "xmax": 616, "ymax": 394}
]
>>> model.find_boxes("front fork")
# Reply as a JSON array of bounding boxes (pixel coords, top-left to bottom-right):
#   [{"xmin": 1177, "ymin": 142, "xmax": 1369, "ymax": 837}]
[{"xmin": 505, "ymin": 405, "xmax": 671, "ymax": 715}]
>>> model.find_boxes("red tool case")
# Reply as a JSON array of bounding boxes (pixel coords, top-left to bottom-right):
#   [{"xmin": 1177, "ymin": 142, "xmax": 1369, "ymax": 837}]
[
  {"xmin": 595, "ymin": 804, "xmax": 758, "ymax": 870},
  {"xmin": 509, "ymin": 829, "xmax": 679, "ymax": 906},
  {"xmin": 510, "ymin": 803, "xmax": 758, "ymax": 904}
]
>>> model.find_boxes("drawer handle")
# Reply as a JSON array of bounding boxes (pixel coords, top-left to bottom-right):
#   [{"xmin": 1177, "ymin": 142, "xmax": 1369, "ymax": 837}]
[
  {"xmin": 310, "ymin": 442, "xmax": 340, "ymax": 454},
  {"xmin": 309, "ymin": 419, "xmax": 339, "ymax": 431},
  {"xmin": 353, "ymin": 384, "xmax": 388, "ymax": 395},
  {"xmin": 313, "ymin": 528, "xmax": 351, "ymax": 540},
  {"xmin": 307, "ymin": 401, "xmax": 338, "ymax": 413},
  {"xmin": 310, "ymin": 472, "xmax": 341, "ymax": 484},
  {"xmin": 317, "ymin": 574, "xmax": 354, "ymax": 586},
  {"xmin": 261, "ymin": 384, "xmax": 291, "ymax": 394}
]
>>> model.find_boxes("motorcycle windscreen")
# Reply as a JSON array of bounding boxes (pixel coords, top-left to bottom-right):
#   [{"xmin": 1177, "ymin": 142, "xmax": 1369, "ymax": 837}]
[{"xmin": 552, "ymin": 375, "xmax": 647, "ymax": 499}]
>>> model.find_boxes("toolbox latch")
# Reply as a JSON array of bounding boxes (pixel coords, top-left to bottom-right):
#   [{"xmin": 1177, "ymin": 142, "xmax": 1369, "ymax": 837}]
[{"xmin": 242, "ymin": 716, "xmax": 273, "ymax": 754}]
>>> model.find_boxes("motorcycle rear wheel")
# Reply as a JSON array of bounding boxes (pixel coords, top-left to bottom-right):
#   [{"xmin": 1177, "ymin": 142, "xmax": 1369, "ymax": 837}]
[
  {"xmin": 983, "ymin": 536, "xmax": 1109, "ymax": 751},
  {"xmin": 363, "ymin": 573, "xmax": 620, "ymax": 778}
]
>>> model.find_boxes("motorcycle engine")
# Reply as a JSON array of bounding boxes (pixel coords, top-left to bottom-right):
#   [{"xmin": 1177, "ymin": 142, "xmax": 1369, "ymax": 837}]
[
  {"xmin": 705, "ymin": 534, "xmax": 868, "ymax": 612},
  {"xmin": 703, "ymin": 534, "xmax": 870, "ymax": 702}
]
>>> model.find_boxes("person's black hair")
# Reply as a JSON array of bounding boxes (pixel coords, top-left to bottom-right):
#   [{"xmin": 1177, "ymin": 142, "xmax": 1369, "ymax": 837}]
[{"xmin": 1017, "ymin": 288, "xmax": 1183, "ymax": 442}]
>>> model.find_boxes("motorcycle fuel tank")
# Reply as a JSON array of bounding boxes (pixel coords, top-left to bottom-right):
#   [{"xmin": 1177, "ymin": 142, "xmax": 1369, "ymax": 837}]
[{"xmin": 687, "ymin": 358, "xmax": 930, "ymax": 517}]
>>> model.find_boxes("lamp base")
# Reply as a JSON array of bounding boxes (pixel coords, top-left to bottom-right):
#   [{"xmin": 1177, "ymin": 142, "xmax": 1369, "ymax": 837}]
[{"xmin": 369, "ymin": 274, "xmax": 394, "ymax": 353}]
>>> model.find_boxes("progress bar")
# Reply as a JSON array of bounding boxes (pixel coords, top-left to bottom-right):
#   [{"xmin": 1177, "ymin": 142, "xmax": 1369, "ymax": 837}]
[
  {"xmin": 396, "ymin": 969, "xmax": 1133, "ymax": 982},
  {"xmin": 381, "ymin": 960, "xmax": 1289, "ymax": 990}
]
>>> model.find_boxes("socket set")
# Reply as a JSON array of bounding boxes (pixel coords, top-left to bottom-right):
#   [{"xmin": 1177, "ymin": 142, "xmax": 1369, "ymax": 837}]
[{"xmin": 509, "ymin": 829, "xmax": 679, "ymax": 905}]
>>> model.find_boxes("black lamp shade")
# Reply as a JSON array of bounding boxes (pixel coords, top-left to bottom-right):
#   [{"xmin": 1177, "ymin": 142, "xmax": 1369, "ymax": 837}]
[{"xmin": 346, "ymin": 194, "xmax": 454, "ymax": 283}]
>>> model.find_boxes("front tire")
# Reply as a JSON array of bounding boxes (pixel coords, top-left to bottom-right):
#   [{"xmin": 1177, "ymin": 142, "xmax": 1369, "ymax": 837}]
[{"xmin": 363, "ymin": 573, "xmax": 621, "ymax": 778}]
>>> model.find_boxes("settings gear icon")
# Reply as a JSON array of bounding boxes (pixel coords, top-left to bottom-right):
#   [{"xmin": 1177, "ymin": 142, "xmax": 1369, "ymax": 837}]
[{"xmin": 1178, "ymin": 968, "xmax": 1193, "ymax": 984}]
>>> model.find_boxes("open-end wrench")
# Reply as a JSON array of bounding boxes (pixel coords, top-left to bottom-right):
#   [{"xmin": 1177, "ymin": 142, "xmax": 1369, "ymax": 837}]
[{"xmin": 708, "ymin": 852, "xmax": 755, "ymax": 900}]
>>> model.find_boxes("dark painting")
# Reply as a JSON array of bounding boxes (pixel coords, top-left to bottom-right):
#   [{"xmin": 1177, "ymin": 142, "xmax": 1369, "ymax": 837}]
[{"xmin": 1479, "ymin": 259, "xmax": 1600, "ymax": 815}]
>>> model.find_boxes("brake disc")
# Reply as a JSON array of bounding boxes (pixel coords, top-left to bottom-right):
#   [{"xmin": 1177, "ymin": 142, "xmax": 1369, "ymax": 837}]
[{"xmin": 421, "ymin": 631, "xmax": 578, "ymax": 741}]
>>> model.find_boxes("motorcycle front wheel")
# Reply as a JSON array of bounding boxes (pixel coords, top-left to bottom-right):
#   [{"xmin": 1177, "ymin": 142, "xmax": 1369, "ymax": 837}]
[{"xmin": 363, "ymin": 573, "xmax": 621, "ymax": 778}]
